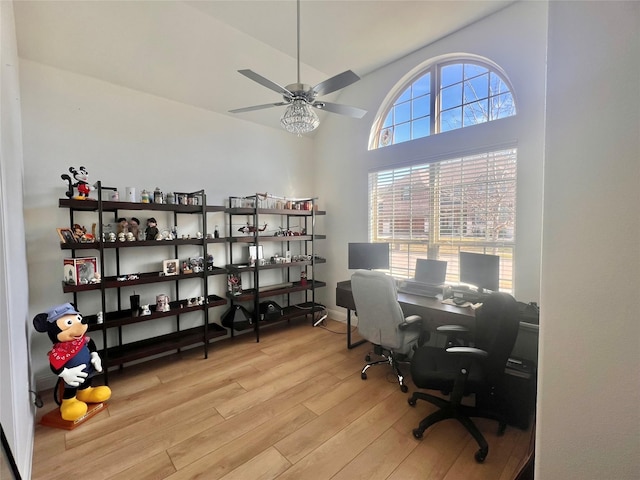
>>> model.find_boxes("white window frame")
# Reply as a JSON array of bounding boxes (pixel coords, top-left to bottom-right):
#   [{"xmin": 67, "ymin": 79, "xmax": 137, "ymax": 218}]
[{"xmin": 370, "ymin": 57, "xmax": 516, "ymax": 150}]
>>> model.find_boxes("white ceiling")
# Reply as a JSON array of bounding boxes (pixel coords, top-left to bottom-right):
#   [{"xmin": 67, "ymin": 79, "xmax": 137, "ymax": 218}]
[{"xmin": 13, "ymin": 0, "xmax": 515, "ymax": 132}]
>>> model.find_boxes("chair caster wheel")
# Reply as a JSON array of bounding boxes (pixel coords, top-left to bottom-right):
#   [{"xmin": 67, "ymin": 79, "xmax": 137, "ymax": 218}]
[
  {"xmin": 475, "ymin": 448, "xmax": 488, "ymax": 463},
  {"xmin": 408, "ymin": 397, "xmax": 417, "ymax": 407},
  {"xmin": 361, "ymin": 372, "xmax": 367, "ymax": 380},
  {"xmin": 400, "ymin": 384, "xmax": 408, "ymax": 393},
  {"xmin": 412, "ymin": 428, "xmax": 423, "ymax": 439}
]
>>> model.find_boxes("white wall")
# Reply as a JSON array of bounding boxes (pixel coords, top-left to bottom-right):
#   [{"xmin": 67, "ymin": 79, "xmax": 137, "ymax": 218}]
[
  {"xmin": 536, "ymin": 2, "xmax": 640, "ymax": 478},
  {"xmin": 313, "ymin": 0, "xmax": 547, "ymax": 317},
  {"xmin": 1, "ymin": 1, "xmax": 34, "ymax": 478},
  {"xmin": 19, "ymin": 60, "xmax": 316, "ymax": 389}
]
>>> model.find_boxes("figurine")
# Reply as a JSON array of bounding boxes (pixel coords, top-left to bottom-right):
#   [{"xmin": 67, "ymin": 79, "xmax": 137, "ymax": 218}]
[
  {"xmin": 156, "ymin": 294, "xmax": 170, "ymax": 312},
  {"xmin": 117, "ymin": 232, "xmax": 125, "ymax": 242},
  {"xmin": 238, "ymin": 223, "xmax": 268, "ymax": 235},
  {"xmin": 116, "ymin": 218, "xmax": 128, "ymax": 235},
  {"xmin": 107, "ymin": 232, "xmax": 116, "ymax": 242},
  {"xmin": 141, "ymin": 304, "xmax": 151, "ymax": 315},
  {"xmin": 145, "ymin": 217, "xmax": 159, "ymax": 241},
  {"xmin": 126, "ymin": 232, "xmax": 135, "ymax": 241},
  {"xmin": 128, "ymin": 217, "xmax": 140, "ymax": 240},
  {"xmin": 72, "ymin": 223, "xmax": 95, "ymax": 242},
  {"xmin": 32, "ymin": 303, "xmax": 111, "ymax": 421},
  {"xmin": 61, "ymin": 166, "xmax": 94, "ymax": 200}
]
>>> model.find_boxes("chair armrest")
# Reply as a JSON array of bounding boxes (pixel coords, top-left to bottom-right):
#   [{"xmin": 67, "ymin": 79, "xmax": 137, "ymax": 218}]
[
  {"xmin": 446, "ymin": 346, "xmax": 489, "ymax": 359},
  {"xmin": 398, "ymin": 315, "xmax": 422, "ymax": 331},
  {"xmin": 436, "ymin": 324, "xmax": 470, "ymax": 334}
]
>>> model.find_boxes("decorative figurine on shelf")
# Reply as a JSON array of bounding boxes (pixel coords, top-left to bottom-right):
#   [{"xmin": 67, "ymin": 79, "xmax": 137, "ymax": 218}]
[
  {"xmin": 214, "ymin": 225, "xmax": 220, "ymax": 238},
  {"xmin": 32, "ymin": 303, "xmax": 111, "ymax": 422},
  {"xmin": 156, "ymin": 294, "xmax": 170, "ymax": 313},
  {"xmin": 128, "ymin": 217, "xmax": 140, "ymax": 240},
  {"xmin": 227, "ymin": 273, "xmax": 242, "ymax": 296},
  {"xmin": 145, "ymin": 217, "xmax": 159, "ymax": 241},
  {"xmin": 72, "ymin": 223, "xmax": 95, "ymax": 243},
  {"xmin": 153, "ymin": 187, "xmax": 164, "ymax": 204},
  {"xmin": 61, "ymin": 166, "xmax": 94, "ymax": 200},
  {"xmin": 116, "ymin": 218, "xmax": 128, "ymax": 235},
  {"xmin": 238, "ymin": 223, "xmax": 268, "ymax": 235},
  {"xmin": 141, "ymin": 304, "xmax": 151, "ymax": 316}
]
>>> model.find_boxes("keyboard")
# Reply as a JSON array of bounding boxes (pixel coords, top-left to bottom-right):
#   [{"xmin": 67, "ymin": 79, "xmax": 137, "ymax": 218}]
[{"xmin": 397, "ymin": 281, "xmax": 442, "ymax": 298}]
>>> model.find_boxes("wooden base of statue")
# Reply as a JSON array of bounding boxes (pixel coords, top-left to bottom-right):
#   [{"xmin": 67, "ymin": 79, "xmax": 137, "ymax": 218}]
[{"xmin": 40, "ymin": 401, "xmax": 108, "ymax": 430}]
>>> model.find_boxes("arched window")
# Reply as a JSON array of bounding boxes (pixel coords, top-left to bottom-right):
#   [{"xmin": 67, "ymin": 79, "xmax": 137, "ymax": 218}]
[
  {"xmin": 368, "ymin": 56, "xmax": 518, "ymax": 292},
  {"xmin": 371, "ymin": 58, "xmax": 516, "ymax": 149}
]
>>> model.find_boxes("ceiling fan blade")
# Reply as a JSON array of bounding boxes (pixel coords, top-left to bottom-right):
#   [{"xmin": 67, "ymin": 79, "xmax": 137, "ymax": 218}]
[
  {"xmin": 238, "ymin": 69, "xmax": 293, "ymax": 97},
  {"xmin": 312, "ymin": 70, "xmax": 361, "ymax": 97},
  {"xmin": 313, "ymin": 101, "xmax": 367, "ymax": 119},
  {"xmin": 229, "ymin": 102, "xmax": 289, "ymax": 114}
]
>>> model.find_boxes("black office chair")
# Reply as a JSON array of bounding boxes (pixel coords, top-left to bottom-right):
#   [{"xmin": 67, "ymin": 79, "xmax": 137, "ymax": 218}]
[
  {"xmin": 351, "ymin": 270, "xmax": 426, "ymax": 392},
  {"xmin": 407, "ymin": 291, "xmax": 520, "ymax": 463}
]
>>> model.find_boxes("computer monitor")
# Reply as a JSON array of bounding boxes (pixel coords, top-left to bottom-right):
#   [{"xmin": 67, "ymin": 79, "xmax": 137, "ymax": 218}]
[
  {"xmin": 348, "ymin": 242, "xmax": 390, "ymax": 270},
  {"xmin": 459, "ymin": 251, "xmax": 500, "ymax": 292},
  {"xmin": 414, "ymin": 258, "xmax": 447, "ymax": 285}
]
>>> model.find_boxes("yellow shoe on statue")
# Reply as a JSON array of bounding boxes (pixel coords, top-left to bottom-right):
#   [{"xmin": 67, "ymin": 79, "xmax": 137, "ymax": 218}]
[
  {"xmin": 60, "ymin": 397, "xmax": 88, "ymax": 421},
  {"xmin": 76, "ymin": 386, "xmax": 111, "ymax": 404}
]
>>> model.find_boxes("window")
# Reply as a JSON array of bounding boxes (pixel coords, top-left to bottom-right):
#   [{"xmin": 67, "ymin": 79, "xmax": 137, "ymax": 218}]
[
  {"xmin": 373, "ymin": 59, "xmax": 516, "ymax": 149},
  {"xmin": 369, "ymin": 148, "xmax": 517, "ymax": 291}
]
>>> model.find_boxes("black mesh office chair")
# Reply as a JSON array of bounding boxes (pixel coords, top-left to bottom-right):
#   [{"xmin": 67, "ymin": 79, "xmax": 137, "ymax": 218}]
[
  {"xmin": 407, "ymin": 291, "xmax": 520, "ymax": 462},
  {"xmin": 351, "ymin": 270, "xmax": 425, "ymax": 392}
]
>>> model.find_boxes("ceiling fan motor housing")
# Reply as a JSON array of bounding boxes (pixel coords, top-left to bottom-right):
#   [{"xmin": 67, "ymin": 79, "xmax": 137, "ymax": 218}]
[{"xmin": 284, "ymin": 83, "xmax": 316, "ymax": 103}]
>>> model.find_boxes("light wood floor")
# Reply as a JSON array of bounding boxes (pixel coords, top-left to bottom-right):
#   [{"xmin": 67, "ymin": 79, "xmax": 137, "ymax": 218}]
[{"xmin": 32, "ymin": 318, "xmax": 533, "ymax": 480}]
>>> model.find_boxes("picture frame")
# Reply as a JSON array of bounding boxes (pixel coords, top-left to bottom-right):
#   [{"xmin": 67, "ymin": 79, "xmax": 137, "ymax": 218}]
[
  {"xmin": 57, "ymin": 227, "xmax": 77, "ymax": 244},
  {"xmin": 163, "ymin": 259, "xmax": 179, "ymax": 276}
]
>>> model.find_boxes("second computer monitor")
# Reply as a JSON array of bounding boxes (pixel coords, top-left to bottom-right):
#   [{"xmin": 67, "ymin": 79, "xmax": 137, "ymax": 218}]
[
  {"xmin": 348, "ymin": 242, "xmax": 390, "ymax": 270},
  {"xmin": 459, "ymin": 251, "xmax": 500, "ymax": 292},
  {"xmin": 414, "ymin": 258, "xmax": 447, "ymax": 285}
]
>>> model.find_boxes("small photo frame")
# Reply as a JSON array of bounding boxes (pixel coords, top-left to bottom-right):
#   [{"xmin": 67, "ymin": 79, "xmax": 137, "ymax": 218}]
[
  {"xmin": 57, "ymin": 227, "xmax": 77, "ymax": 244},
  {"xmin": 163, "ymin": 259, "xmax": 179, "ymax": 276}
]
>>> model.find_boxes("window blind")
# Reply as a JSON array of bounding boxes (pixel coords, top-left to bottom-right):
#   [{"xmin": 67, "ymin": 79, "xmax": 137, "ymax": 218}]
[{"xmin": 369, "ymin": 148, "xmax": 517, "ymax": 291}]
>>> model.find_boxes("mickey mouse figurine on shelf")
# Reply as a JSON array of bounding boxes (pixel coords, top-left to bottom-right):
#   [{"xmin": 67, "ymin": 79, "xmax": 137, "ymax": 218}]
[
  {"xmin": 61, "ymin": 166, "xmax": 94, "ymax": 200},
  {"xmin": 33, "ymin": 303, "xmax": 111, "ymax": 422}
]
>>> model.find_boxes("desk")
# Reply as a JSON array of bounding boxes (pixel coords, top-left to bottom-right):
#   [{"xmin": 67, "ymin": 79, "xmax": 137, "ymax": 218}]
[{"xmin": 336, "ymin": 280, "xmax": 475, "ymax": 349}]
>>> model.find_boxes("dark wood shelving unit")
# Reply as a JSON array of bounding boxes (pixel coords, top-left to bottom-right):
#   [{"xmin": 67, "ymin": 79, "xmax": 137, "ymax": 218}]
[
  {"xmin": 102, "ymin": 323, "xmax": 227, "ymax": 366},
  {"xmin": 57, "ymin": 187, "xmax": 328, "ymax": 378},
  {"xmin": 59, "ymin": 182, "xmax": 229, "ymax": 383},
  {"xmin": 226, "ymin": 194, "xmax": 326, "ymax": 341}
]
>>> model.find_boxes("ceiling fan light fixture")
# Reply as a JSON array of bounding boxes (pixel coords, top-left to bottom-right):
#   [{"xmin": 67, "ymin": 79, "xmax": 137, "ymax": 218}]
[{"xmin": 280, "ymin": 98, "xmax": 320, "ymax": 136}]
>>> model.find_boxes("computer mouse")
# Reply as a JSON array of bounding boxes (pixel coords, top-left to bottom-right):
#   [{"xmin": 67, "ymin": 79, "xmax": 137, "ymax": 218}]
[{"xmin": 453, "ymin": 298, "xmax": 467, "ymax": 306}]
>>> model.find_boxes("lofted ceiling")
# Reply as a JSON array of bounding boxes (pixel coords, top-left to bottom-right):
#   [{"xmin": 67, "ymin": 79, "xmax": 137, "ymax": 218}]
[{"xmin": 13, "ymin": 0, "xmax": 515, "ymax": 132}]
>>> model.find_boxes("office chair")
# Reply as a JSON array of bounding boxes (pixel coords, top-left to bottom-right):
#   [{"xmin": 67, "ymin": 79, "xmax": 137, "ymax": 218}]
[
  {"xmin": 407, "ymin": 291, "xmax": 520, "ymax": 463},
  {"xmin": 351, "ymin": 270, "xmax": 425, "ymax": 392}
]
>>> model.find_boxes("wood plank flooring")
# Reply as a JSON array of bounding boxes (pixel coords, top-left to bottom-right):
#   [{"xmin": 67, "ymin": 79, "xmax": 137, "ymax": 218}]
[{"xmin": 32, "ymin": 319, "xmax": 533, "ymax": 480}]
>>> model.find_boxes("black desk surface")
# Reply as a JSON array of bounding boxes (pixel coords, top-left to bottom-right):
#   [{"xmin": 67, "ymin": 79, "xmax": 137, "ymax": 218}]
[{"xmin": 336, "ymin": 280, "xmax": 476, "ymax": 330}]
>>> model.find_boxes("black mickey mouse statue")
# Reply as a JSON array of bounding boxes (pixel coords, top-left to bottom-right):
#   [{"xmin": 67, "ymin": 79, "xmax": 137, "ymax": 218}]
[
  {"xmin": 61, "ymin": 166, "xmax": 94, "ymax": 200},
  {"xmin": 33, "ymin": 303, "xmax": 111, "ymax": 421}
]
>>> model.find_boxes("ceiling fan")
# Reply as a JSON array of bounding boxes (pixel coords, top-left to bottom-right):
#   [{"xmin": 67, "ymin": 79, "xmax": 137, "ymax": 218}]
[{"xmin": 229, "ymin": 0, "xmax": 367, "ymax": 135}]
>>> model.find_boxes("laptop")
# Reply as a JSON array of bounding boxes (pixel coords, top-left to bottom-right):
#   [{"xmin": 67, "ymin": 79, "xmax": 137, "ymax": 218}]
[{"xmin": 398, "ymin": 259, "xmax": 447, "ymax": 297}]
